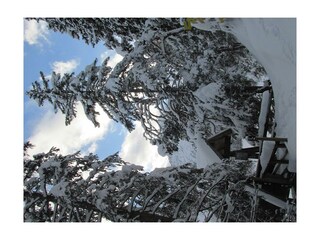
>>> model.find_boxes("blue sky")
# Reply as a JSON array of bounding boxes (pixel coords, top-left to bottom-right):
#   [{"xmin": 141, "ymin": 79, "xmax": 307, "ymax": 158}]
[{"xmin": 23, "ymin": 19, "xmax": 169, "ymax": 171}]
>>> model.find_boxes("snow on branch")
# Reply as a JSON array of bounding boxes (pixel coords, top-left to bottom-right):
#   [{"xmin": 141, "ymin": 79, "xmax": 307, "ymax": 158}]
[{"xmin": 159, "ymin": 27, "xmax": 185, "ymax": 56}]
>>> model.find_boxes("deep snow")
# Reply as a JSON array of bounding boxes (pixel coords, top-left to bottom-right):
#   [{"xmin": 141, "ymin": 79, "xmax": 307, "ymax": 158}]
[
  {"xmin": 222, "ymin": 18, "xmax": 296, "ymax": 172},
  {"xmin": 188, "ymin": 18, "xmax": 296, "ymax": 173}
]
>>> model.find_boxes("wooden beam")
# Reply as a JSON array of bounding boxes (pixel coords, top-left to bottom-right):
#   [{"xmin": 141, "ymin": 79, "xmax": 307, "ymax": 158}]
[
  {"xmin": 230, "ymin": 147, "xmax": 260, "ymax": 160},
  {"xmin": 255, "ymin": 137, "xmax": 287, "ymax": 142},
  {"xmin": 270, "ymin": 159, "xmax": 289, "ymax": 164},
  {"xmin": 251, "ymin": 176, "xmax": 292, "ymax": 187}
]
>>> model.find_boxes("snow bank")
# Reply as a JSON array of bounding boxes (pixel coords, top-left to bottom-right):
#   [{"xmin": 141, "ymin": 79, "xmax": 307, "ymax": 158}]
[
  {"xmin": 169, "ymin": 135, "xmax": 221, "ymax": 168},
  {"xmin": 195, "ymin": 134, "xmax": 221, "ymax": 168},
  {"xmin": 221, "ymin": 19, "xmax": 296, "ymax": 172},
  {"xmin": 169, "ymin": 140, "xmax": 195, "ymax": 167}
]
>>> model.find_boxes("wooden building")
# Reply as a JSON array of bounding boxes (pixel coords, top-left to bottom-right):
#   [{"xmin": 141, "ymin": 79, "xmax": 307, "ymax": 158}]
[{"xmin": 206, "ymin": 128, "xmax": 259, "ymax": 161}]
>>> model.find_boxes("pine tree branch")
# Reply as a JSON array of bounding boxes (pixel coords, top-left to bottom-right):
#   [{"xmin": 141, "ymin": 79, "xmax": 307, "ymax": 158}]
[
  {"xmin": 159, "ymin": 27, "xmax": 185, "ymax": 55},
  {"xmin": 151, "ymin": 188, "xmax": 180, "ymax": 215},
  {"xmin": 173, "ymin": 178, "xmax": 202, "ymax": 219},
  {"xmin": 190, "ymin": 174, "xmax": 225, "ymax": 222},
  {"xmin": 141, "ymin": 185, "xmax": 163, "ymax": 212}
]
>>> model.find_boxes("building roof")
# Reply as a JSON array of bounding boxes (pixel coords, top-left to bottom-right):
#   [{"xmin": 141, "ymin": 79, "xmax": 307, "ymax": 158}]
[{"xmin": 205, "ymin": 129, "xmax": 232, "ymax": 159}]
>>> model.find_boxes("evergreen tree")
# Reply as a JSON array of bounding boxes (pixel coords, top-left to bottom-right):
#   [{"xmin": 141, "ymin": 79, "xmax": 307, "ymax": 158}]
[
  {"xmin": 27, "ymin": 18, "xmax": 266, "ymax": 155},
  {"xmin": 24, "ymin": 145, "xmax": 263, "ymax": 222},
  {"xmin": 27, "ymin": 57, "xmax": 135, "ymax": 130},
  {"xmin": 32, "ymin": 18, "xmax": 180, "ymax": 55}
]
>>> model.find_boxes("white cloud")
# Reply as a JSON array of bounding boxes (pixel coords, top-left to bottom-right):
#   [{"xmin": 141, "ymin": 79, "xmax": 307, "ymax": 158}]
[
  {"xmin": 51, "ymin": 59, "xmax": 79, "ymax": 75},
  {"xmin": 28, "ymin": 103, "xmax": 113, "ymax": 157},
  {"xmin": 119, "ymin": 122, "xmax": 170, "ymax": 172},
  {"xmin": 86, "ymin": 142, "xmax": 98, "ymax": 154},
  {"xmin": 24, "ymin": 19, "xmax": 49, "ymax": 46},
  {"xmin": 100, "ymin": 51, "xmax": 123, "ymax": 68}
]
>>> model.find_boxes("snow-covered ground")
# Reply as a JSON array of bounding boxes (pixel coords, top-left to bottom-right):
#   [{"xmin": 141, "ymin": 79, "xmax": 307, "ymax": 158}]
[
  {"xmin": 170, "ymin": 134, "xmax": 221, "ymax": 168},
  {"xmin": 223, "ymin": 18, "xmax": 296, "ymax": 172},
  {"xmin": 189, "ymin": 18, "xmax": 296, "ymax": 173}
]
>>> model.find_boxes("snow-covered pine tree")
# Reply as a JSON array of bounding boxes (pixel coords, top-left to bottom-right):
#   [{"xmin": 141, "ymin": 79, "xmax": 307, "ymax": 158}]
[
  {"xmin": 24, "ymin": 145, "xmax": 261, "ymax": 222},
  {"xmin": 110, "ymin": 20, "xmax": 266, "ymax": 153},
  {"xmin": 27, "ymin": 57, "xmax": 137, "ymax": 131},
  {"xmin": 27, "ymin": 18, "xmax": 266, "ymax": 155},
  {"xmin": 32, "ymin": 18, "xmax": 181, "ymax": 55}
]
